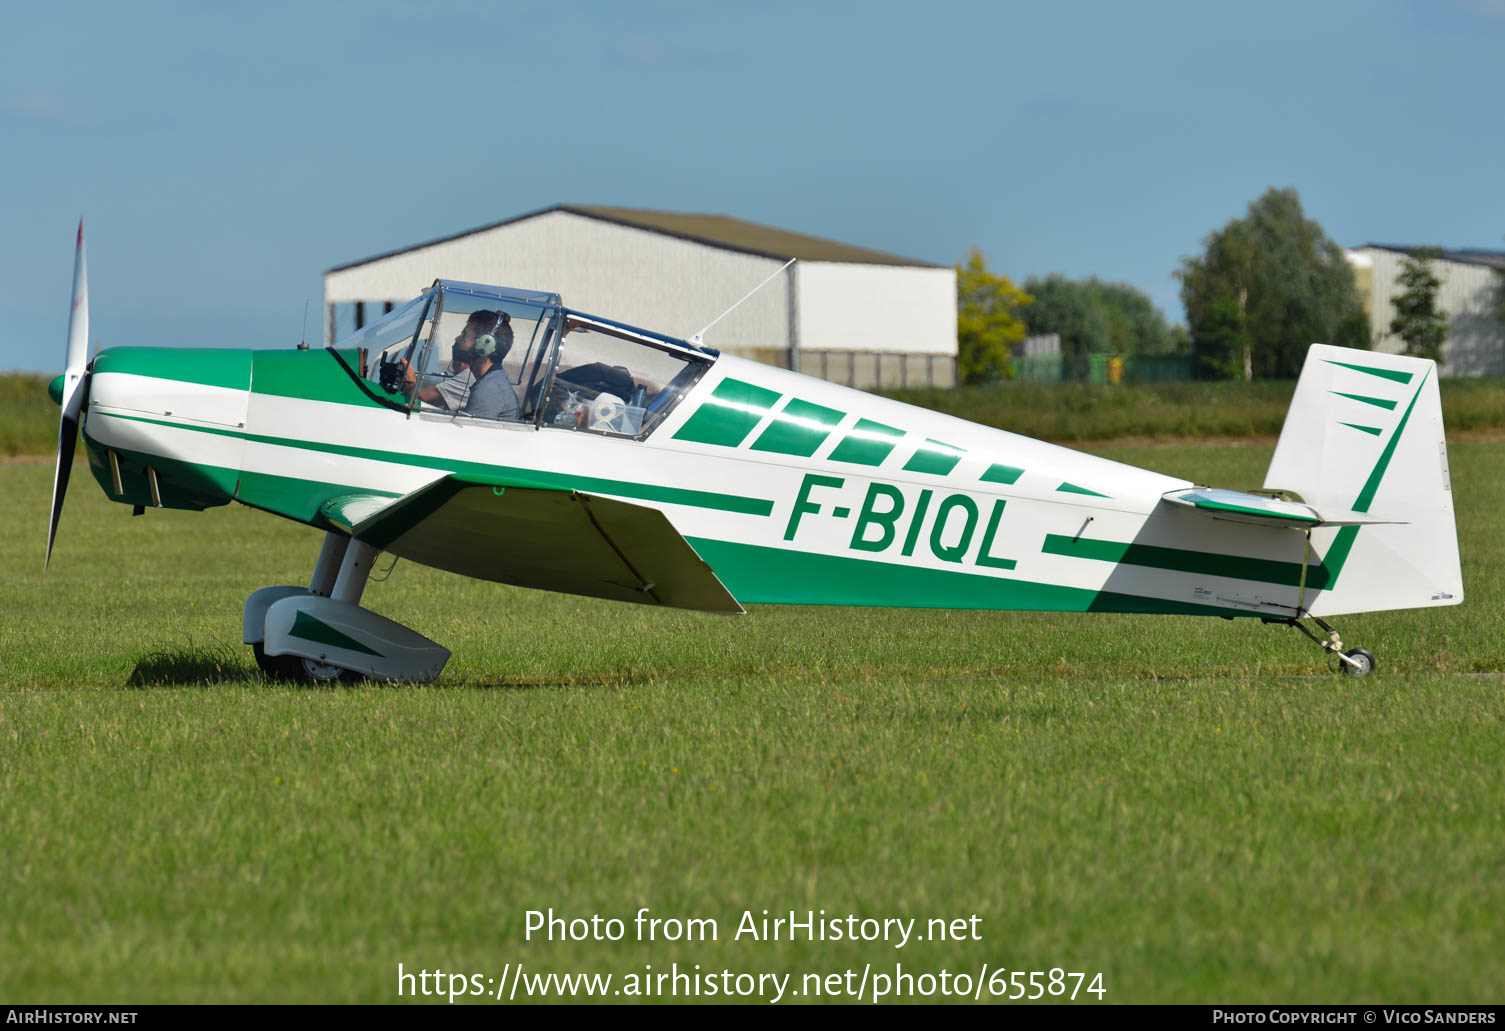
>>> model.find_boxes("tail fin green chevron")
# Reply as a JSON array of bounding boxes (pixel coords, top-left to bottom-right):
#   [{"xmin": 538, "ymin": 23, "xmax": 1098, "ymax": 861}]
[{"xmin": 1263, "ymin": 344, "xmax": 1462, "ymax": 616}]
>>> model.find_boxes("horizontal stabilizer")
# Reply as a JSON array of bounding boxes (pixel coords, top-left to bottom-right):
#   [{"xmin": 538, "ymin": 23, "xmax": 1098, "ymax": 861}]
[
  {"xmin": 1162, "ymin": 487, "xmax": 1406, "ymax": 528},
  {"xmin": 329, "ymin": 474, "xmax": 744, "ymax": 614}
]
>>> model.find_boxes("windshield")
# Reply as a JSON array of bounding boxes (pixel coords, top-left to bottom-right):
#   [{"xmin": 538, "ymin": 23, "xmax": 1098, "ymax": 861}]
[{"xmin": 340, "ymin": 294, "xmax": 431, "ymax": 368}]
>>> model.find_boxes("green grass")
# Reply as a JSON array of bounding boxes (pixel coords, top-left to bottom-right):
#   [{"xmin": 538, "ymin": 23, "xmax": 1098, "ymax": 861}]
[{"xmin": 1, "ymin": 445, "xmax": 1503, "ymax": 1004}]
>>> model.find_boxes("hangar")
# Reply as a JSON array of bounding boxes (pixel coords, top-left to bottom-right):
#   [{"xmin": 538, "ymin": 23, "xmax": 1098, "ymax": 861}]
[
  {"xmin": 325, "ymin": 205, "xmax": 958, "ymax": 389},
  {"xmin": 1347, "ymin": 245, "xmax": 1505, "ymax": 376}
]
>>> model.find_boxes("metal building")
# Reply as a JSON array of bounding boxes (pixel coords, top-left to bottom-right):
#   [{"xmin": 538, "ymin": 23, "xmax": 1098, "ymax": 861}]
[
  {"xmin": 324, "ymin": 205, "xmax": 958, "ymax": 388},
  {"xmin": 1347, "ymin": 245, "xmax": 1505, "ymax": 376}
]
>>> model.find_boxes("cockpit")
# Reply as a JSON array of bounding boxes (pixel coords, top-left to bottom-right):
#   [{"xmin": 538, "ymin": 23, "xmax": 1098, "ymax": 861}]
[{"xmin": 341, "ymin": 280, "xmax": 714, "ymax": 438}]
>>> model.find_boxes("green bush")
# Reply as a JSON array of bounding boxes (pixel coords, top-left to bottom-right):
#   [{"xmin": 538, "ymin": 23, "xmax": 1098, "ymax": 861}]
[{"xmin": 0, "ymin": 373, "xmax": 58, "ymax": 457}]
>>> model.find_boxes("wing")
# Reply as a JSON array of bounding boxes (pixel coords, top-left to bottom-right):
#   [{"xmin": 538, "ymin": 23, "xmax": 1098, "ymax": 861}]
[
  {"xmin": 1161, "ymin": 487, "xmax": 1406, "ymax": 528},
  {"xmin": 322, "ymin": 475, "xmax": 744, "ymax": 614}
]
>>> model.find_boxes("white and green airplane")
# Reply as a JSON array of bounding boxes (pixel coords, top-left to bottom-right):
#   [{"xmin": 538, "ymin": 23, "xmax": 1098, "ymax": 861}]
[{"xmin": 48, "ymin": 226, "xmax": 1462, "ymax": 681}]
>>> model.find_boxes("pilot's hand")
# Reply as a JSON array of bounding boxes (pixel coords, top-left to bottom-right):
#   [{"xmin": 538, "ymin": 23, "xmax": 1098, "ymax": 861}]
[{"xmin": 399, "ymin": 358, "xmax": 416, "ymax": 388}]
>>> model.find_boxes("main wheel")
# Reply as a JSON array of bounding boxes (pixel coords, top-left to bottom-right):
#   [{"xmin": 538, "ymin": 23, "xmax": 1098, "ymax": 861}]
[
  {"xmin": 300, "ymin": 656, "xmax": 361, "ymax": 684},
  {"xmin": 1340, "ymin": 647, "xmax": 1375, "ymax": 676},
  {"xmin": 252, "ymin": 642, "xmax": 304, "ymax": 681}
]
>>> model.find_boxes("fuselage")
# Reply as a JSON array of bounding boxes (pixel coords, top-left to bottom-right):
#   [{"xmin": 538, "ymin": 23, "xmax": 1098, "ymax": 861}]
[{"xmin": 80, "ymin": 340, "xmax": 1323, "ymax": 618}]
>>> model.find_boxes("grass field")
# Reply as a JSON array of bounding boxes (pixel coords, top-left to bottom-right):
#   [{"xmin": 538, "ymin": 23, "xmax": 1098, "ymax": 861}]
[{"xmin": 2, "ymin": 443, "xmax": 1503, "ymax": 1004}]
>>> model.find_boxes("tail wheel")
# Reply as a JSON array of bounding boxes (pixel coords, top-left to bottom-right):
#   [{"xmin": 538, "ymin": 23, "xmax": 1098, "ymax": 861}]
[{"xmin": 1340, "ymin": 647, "xmax": 1376, "ymax": 676}]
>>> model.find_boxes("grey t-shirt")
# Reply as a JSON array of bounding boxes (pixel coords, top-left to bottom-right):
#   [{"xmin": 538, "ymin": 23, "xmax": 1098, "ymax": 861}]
[
  {"xmin": 433, "ymin": 367, "xmax": 474, "ymax": 410},
  {"xmin": 463, "ymin": 366, "xmax": 520, "ymax": 421}
]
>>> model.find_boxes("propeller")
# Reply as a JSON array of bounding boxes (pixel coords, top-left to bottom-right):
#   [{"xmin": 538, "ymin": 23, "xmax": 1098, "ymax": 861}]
[{"xmin": 46, "ymin": 220, "xmax": 90, "ymax": 570}]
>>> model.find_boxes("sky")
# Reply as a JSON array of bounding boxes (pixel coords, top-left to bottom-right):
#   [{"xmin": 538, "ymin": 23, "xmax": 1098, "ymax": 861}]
[{"xmin": 3, "ymin": 0, "xmax": 1504, "ymax": 372}]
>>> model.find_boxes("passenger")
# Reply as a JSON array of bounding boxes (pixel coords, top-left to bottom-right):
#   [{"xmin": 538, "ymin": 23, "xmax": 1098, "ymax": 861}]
[{"xmin": 402, "ymin": 310, "xmax": 518, "ymax": 420}]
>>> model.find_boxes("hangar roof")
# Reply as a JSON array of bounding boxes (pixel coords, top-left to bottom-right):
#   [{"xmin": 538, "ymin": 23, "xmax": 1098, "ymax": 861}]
[
  {"xmin": 328, "ymin": 204, "xmax": 943, "ymax": 273},
  {"xmin": 1355, "ymin": 244, "xmax": 1505, "ymax": 272}
]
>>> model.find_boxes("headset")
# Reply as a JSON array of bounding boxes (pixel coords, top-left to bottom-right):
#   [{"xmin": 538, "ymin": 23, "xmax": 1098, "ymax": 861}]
[{"xmin": 472, "ymin": 310, "xmax": 512, "ymax": 360}]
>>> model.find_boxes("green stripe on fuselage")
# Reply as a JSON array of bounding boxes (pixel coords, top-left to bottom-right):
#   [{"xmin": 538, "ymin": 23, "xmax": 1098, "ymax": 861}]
[
  {"xmin": 672, "ymin": 378, "xmax": 782, "ymax": 447},
  {"xmin": 827, "ymin": 418, "xmax": 905, "ymax": 466},
  {"xmin": 83, "ymin": 425, "xmax": 382, "ymax": 525},
  {"xmin": 686, "ymin": 536, "xmax": 1240, "ymax": 615},
  {"xmin": 94, "ymin": 346, "xmax": 406, "ymax": 411},
  {"xmin": 749, "ymin": 398, "xmax": 845, "ymax": 457},
  {"xmin": 1057, "ymin": 482, "xmax": 1110, "ymax": 498},
  {"xmin": 95, "ymin": 411, "xmax": 774, "ymax": 518},
  {"xmin": 93, "ymin": 347, "xmax": 251, "ymax": 391},
  {"xmin": 902, "ymin": 439, "xmax": 964, "ymax": 476},
  {"xmin": 1042, "ymin": 533, "xmax": 1345, "ymax": 590},
  {"xmin": 82, "ymin": 429, "xmax": 238, "ymax": 511},
  {"xmin": 980, "ymin": 463, "xmax": 1024, "ymax": 485},
  {"xmin": 252, "ymin": 348, "xmax": 403, "ymax": 409}
]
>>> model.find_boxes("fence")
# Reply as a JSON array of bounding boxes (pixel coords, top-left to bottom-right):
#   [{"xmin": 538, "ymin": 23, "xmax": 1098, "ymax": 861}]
[{"xmin": 1012, "ymin": 353, "xmax": 1196, "ymax": 384}]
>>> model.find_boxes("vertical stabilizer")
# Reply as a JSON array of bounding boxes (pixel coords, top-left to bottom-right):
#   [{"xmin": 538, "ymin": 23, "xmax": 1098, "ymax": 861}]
[{"xmin": 1263, "ymin": 344, "xmax": 1462, "ymax": 616}]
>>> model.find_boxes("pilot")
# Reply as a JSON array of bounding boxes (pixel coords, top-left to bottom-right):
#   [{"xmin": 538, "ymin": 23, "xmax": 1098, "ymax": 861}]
[{"xmin": 402, "ymin": 310, "xmax": 518, "ymax": 420}]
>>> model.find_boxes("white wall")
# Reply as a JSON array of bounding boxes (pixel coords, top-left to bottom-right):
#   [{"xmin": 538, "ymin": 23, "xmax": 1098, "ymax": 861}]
[
  {"xmin": 796, "ymin": 263, "xmax": 957, "ymax": 355},
  {"xmin": 325, "ymin": 210, "xmax": 791, "ymax": 356}
]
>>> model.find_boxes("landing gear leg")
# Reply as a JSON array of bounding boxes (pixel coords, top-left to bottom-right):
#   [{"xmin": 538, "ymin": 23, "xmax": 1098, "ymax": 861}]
[
  {"xmin": 287, "ymin": 539, "xmax": 379, "ymax": 683},
  {"xmin": 246, "ymin": 532, "xmax": 363, "ymax": 681},
  {"xmin": 248, "ymin": 535, "xmax": 449, "ymax": 683},
  {"xmin": 1272, "ymin": 615, "xmax": 1375, "ymax": 676}
]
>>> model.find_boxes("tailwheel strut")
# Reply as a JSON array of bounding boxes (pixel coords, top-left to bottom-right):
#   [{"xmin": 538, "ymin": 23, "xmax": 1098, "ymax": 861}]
[{"xmin": 1268, "ymin": 615, "xmax": 1375, "ymax": 676}]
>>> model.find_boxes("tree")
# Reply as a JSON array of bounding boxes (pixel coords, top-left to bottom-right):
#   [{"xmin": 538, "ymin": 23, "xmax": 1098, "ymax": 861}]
[
  {"xmin": 1096, "ymin": 281, "xmax": 1178, "ymax": 356},
  {"xmin": 1389, "ymin": 247, "xmax": 1448, "ymax": 366},
  {"xmin": 1177, "ymin": 187, "xmax": 1369, "ymax": 380},
  {"xmin": 1020, "ymin": 274, "xmax": 1109, "ymax": 363},
  {"xmin": 956, "ymin": 248, "xmax": 1031, "ymax": 384},
  {"xmin": 1022, "ymin": 274, "xmax": 1175, "ymax": 361}
]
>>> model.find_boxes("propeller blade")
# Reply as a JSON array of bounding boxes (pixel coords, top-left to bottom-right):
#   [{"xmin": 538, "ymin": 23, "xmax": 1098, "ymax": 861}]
[
  {"xmin": 61, "ymin": 219, "xmax": 89, "ymax": 420},
  {"xmin": 46, "ymin": 220, "xmax": 90, "ymax": 570},
  {"xmin": 46, "ymin": 410, "xmax": 81, "ymax": 570}
]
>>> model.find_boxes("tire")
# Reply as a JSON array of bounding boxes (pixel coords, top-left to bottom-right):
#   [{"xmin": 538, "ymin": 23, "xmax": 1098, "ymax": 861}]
[
  {"xmin": 1340, "ymin": 647, "xmax": 1376, "ymax": 676},
  {"xmin": 252, "ymin": 641, "xmax": 304, "ymax": 681},
  {"xmin": 253, "ymin": 643, "xmax": 360, "ymax": 683},
  {"xmin": 299, "ymin": 656, "xmax": 362, "ymax": 684}
]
